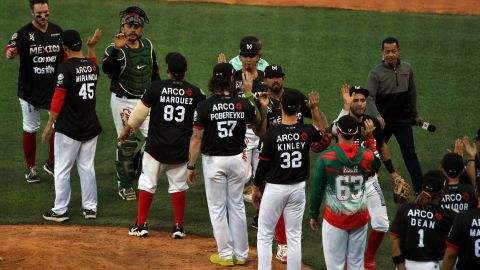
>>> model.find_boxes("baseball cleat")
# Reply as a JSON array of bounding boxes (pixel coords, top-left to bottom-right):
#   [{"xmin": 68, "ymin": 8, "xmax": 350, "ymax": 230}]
[
  {"xmin": 43, "ymin": 160, "xmax": 54, "ymax": 176},
  {"xmin": 209, "ymin": 254, "xmax": 234, "ymax": 267},
  {"xmin": 25, "ymin": 166, "xmax": 40, "ymax": 183},
  {"xmin": 128, "ymin": 222, "xmax": 149, "ymax": 237},
  {"xmin": 172, "ymin": 224, "xmax": 186, "ymax": 239},
  {"xmin": 118, "ymin": 187, "xmax": 137, "ymax": 200},
  {"xmin": 275, "ymin": 244, "xmax": 287, "ymax": 263},
  {"xmin": 42, "ymin": 210, "xmax": 69, "ymax": 222},
  {"xmin": 83, "ymin": 209, "xmax": 97, "ymax": 220}
]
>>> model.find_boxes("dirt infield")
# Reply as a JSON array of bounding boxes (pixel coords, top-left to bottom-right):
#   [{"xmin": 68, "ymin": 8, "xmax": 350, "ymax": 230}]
[{"xmin": 3, "ymin": 1, "xmax": 477, "ymax": 270}]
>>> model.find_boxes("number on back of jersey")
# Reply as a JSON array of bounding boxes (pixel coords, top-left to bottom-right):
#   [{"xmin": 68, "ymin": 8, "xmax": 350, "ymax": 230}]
[{"xmin": 79, "ymin": 82, "xmax": 94, "ymax": 99}]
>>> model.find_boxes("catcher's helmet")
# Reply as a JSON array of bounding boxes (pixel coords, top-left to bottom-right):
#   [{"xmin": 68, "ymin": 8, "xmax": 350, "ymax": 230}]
[{"xmin": 119, "ymin": 6, "xmax": 149, "ymax": 26}]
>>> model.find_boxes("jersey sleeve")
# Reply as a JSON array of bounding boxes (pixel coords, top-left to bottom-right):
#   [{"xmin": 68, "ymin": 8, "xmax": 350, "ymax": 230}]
[
  {"xmin": 446, "ymin": 213, "xmax": 465, "ymax": 253},
  {"xmin": 140, "ymin": 84, "xmax": 156, "ymax": 108},
  {"xmin": 371, "ymin": 117, "xmax": 384, "ymax": 147},
  {"xmin": 193, "ymin": 101, "xmax": 207, "ymax": 128},
  {"xmin": 309, "ymin": 157, "xmax": 327, "ymax": 219},
  {"xmin": 55, "ymin": 63, "xmax": 69, "ymax": 90}
]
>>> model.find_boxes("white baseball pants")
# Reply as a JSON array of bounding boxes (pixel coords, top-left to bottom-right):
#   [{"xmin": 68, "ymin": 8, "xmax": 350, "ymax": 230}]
[
  {"xmin": 403, "ymin": 259, "xmax": 442, "ymax": 270},
  {"xmin": 110, "ymin": 94, "xmax": 149, "ymax": 137},
  {"xmin": 366, "ymin": 175, "xmax": 389, "ymax": 232},
  {"xmin": 51, "ymin": 133, "xmax": 98, "ymax": 214},
  {"xmin": 245, "ymin": 128, "xmax": 260, "ymax": 177},
  {"xmin": 19, "ymin": 98, "xmax": 47, "ymax": 132},
  {"xmin": 322, "ymin": 219, "xmax": 367, "ymax": 270},
  {"xmin": 137, "ymin": 152, "xmax": 189, "ymax": 194},
  {"xmin": 202, "ymin": 153, "xmax": 250, "ymax": 261},
  {"xmin": 257, "ymin": 181, "xmax": 306, "ymax": 270}
]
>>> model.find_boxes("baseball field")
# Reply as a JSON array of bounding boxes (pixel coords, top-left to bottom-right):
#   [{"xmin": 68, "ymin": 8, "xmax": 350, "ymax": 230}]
[{"xmin": 1, "ymin": 0, "xmax": 479, "ymax": 269}]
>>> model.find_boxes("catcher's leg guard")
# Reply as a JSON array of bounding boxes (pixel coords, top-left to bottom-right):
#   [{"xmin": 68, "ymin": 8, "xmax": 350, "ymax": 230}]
[
  {"xmin": 116, "ymin": 135, "xmax": 138, "ymax": 200},
  {"xmin": 133, "ymin": 140, "xmax": 145, "ymax": 180}
]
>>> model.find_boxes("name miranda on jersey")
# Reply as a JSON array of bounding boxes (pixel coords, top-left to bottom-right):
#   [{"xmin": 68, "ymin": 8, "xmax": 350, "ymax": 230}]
[{"xmin": 407, "ymin": 209, "xmax": 436, "ymax": 229}]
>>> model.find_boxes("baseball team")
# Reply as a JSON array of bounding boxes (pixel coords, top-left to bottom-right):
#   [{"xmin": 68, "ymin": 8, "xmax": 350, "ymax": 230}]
[{"xmin": 5, "ymin": 1, "xmax": 480, "ymax": 270}]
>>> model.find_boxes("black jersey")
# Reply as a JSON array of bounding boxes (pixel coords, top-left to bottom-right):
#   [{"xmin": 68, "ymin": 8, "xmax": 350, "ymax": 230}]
[
  {"xmin": 7, "ymin": 22, "xmax": 63, "ymax": 109},
  {"xmin": 265, "ymin": 88, "xmax": 312, "ymax": 128},
  {"xmin": 233, "ymin": 69, "xmax": 267, "ymax": 97},
  {"xmin": 441, "ymin": 184, "xmax": 478, "ymax": 213},
  {"xmin": 257, "ymin": 123, "xmax": 320, "ymax": 185},
  {"xmin": 54, "ymin": 58, "xmax": 101, "ymax": 141},
  {"xmin": 142, "ymin": 79, "xmax": 205, "ymax": 164},
  {"xmin": 446, "ymin": 208, "xmax": 480, "ymax": 270},
  {"xmin": 352, "ymin": 115, "xmax": 384, "ymax": 150},
  {"xmin": 193, "ymin": 94, "xmax": 256, "ymax": 156},
  {"xmin": 390, "ymin": 203, "xmax": 455, "ymax": 261}
]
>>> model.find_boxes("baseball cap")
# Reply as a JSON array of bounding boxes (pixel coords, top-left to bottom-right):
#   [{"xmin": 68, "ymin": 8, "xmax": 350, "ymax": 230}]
[
  {"xmin": 213, "ymin": 63, "xmax": 234, "ymax": 77},
  {"xmin": 165, "ymin": 52, "xmax": 187, "ymax": 77},
  {"xmin": 240, "ymin": 38, "xmax": 260, "ymax": 56},
  {"xmin": 281, "ymin": 90, "xmax": 301, "ymax": 113},
  {"xmin": 264, "ymin": 65, "xmax": 286, "ymax": 78},
  {"xmin": 422, "ymin": 170, "xmax": 446, "ymax": 193},
  {"xmin": 120, "ymin": 6, "xmax": 149, "ymax": 26},
  {"xmin": 61, "ymin": 30, "xmax": 82, "ymax": 52},
  {"xmin": 349, "ymin": 85, "xmax": 369, "ymax": 98},
  {"xmin": 441, "ymin": 153, "xmax": 464, "ymax": 178},
  {"xmin": 475, "ymin": 128, "xmax": 480, "ymax": 141},
  {"xmin": 336, "ymin": 115, "xmax": 358, "ymax": 136}
]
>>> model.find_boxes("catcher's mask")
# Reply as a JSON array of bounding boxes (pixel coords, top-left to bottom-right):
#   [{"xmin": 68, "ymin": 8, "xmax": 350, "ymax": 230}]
[{"xmin": 119, "ymin": 6, "xmax": 149, "ymax": 27}]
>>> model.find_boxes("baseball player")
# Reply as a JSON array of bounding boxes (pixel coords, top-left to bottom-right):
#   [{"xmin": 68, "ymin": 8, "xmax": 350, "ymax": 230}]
[
  {"xmin": 309, "ymin": 115, "xmax": 381, "ymax": 270},
  {"xmin": 333, "ymin": 84, "xmax": 406, "ymax": 269},
  {"xmin": 440, "ymin": 153, "xmax": 477, "ymax": 212},
  {"xmin": 6, "ymin": 0, "xmax": 63, "ymax": 182},
  {"xmin": 390, "ymin": 170, "xmax": 455, "ymax": 270},
  {"xmin": 253, "ymin": 90, "xmax": 326, "ymax": 270},
  {"xmin": 443, "ymin": 183, "xmax": 480, "ymax": 270},
  {"xmin": 187, "ymin": 63, "xmax": 267, "ymax": 267},
  {"xmin": 102, "ymin": 6, "xmax": 160, "ymax": 201},
  {"xmin": 41, "ymin": 29, "xmax": 102, "ymax": 222},
  {"xmin": 217, "ymin": 36, "xmax": 269, "ymax": 72},
  {"xmin": 120, "ymin": 52, "xmax": 205, "ymax": 238}
]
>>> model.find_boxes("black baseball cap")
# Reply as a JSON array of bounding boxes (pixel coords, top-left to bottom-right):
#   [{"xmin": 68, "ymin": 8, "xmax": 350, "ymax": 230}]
[
  {"xmin": 281, "ymin": 90, "xmax": 301, "ymax": 113},
  {"xmin": 336, "ymin": 115, "xmax": 358, "ymax": 136},
  {"xmin": 165, "ymin": 52, "xmax": 187, "ymax": 77},
  {"xmin": 264, "ymin": 65, "xmax": 286, "ymax": 78},
  {"xmin": 240, "ymin": 39, "xmax": 260, "ymax": 56},
  {"xmin": 120, "ymin": 6, "xmax": 149, "ymax": 26},
  {"xmin": 61, "ymin": 30, "xmax": 82, "ymax": 52},
  {"xmin": 422, "ymin": 170, "xmax": 446, "ymax": 193},
  {"xmin": 349, "ymin": 85, "xmax": 369, "ymax": 98},
  {"xmin": 213, "ymin": 63, "xmax": 234, "ymax": 77},
  {"xmin": 441, "ymin": 153, "xmax": 464, "ymax": 178}
]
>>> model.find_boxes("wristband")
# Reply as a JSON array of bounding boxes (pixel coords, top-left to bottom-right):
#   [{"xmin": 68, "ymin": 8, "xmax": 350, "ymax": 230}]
[
  {"xmin": 186, "ymin": 163, "xmax": 195, "ymax": 170},
  {"xmin": 392, "ymin": 255, "xmax": 405, "ymax": 265},
  {"xmin": 383, "ymin": 159, "xmax": 395, "ymax": 173}
]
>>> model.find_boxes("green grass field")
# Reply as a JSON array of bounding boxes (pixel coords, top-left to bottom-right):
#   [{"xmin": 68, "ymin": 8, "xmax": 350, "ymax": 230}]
[{"xmin": 1, "ymin": 0, "xmax": 479, "ymax": 269}]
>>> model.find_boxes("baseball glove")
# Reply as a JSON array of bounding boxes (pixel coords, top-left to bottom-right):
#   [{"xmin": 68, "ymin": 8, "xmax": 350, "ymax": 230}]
[{"xmin": 393, "ymin": 175, "xmax": 412, "ymax": 203}]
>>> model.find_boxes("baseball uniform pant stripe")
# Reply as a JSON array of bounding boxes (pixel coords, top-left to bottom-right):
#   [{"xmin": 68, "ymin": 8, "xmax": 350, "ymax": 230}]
[
  {"xmin": 404, "ymin": 259, "xmax": 442, "ymax": 270},
  {"xmin": 110, "ymin": 93, "xmax": 149, "ymax": 137},
  {"xmin": 366, "ymin": 175, "xmax": 389, "ymax": 232},
  {"xmin": 137, "ymin": 152, "xmax": 189, "ymax": 194},
  {"xmin": 257, "ymin": 181, "xmax": 305, "ymax": 270},
  {"xmin": 203, "ymin": 153, "xmax": 249, "ymax": 261},
  {"xmin": 322, "ymin": 219, "xmax": 367, "ymax": 270},
  {"xmin": 52, "ymin": 133, "xmax": 98, "ymax": 214}
]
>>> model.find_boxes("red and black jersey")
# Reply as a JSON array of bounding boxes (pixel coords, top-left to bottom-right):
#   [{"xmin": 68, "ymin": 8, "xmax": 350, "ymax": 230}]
[
  {"xmin": 193, "ymin": 94, "xmax": 256, "ymax": 156},
  {"xmin": 54, "ymin": 58, "xmax": 101, "ymax": 141},
  {"xmin": 7, "ymin": 22, "xmax": 63, "ymax": 109},
  {"xmin": 141, "ymin": 79, "xmax": 205, "ymax": 164},
  {"xmin": 265, "ymin": 88, "xmax": 312, "ymax": 128},
  {"xmin": 446, "ymin": 208, "xmax": 480, "ymax": 270},
  {"xmin": 233, "ymin": 69, "xmax": 267, "ymax": 97},
  {"xmin": 440, "ymin": 184, "xmax": 478, "ymax": 213},
  {"xmin": 255, "ymin": 123, "xmax": 321, "ymax": 185},
  {"xmin": 390, "ymin": 203, "xmax": 455, "ymax": 261}
]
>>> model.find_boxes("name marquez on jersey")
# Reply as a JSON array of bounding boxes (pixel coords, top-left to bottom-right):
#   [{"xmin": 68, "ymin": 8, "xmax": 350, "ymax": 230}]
[
  {"xmin": 407, "ymin": 209, "xmax": 436, "ymax": 229},
  {"xmin": 470, "ymin": 219, "xmax": 480, "ymax": 236},
  {"xmin": 159, "ymin": 87, "xmax": 193, "ymax": 105},
  {"xmin": 276, "ymin": 133, "xmax": 306, "ymax": 151}
]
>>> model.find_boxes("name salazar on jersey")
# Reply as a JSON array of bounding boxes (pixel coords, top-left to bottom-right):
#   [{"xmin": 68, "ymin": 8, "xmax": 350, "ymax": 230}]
[
  {"xmin": 407, "ymin": 209, "xmax": 440, "ymax": 229},
  {"xmin": 210, "ymin": 102, "xmax": 245, "ymax": 120},
  {"xmin": 159, "ymin": 87, "xmax": 193, "ymax": 105},
  {"xmin": 276, "ymin": 132, "xmax": 307, "ymax": 151},
  {"xmin": 470, "ymin": 218, "xmax": 480, "ymax": 236}
]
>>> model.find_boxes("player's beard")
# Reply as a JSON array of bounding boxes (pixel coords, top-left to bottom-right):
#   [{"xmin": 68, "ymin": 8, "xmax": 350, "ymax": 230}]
[
  {"xmin": 269, "ymin": 82, "xmax": 282, "ymax": 94},
  {"xmin": 350, "ymin": 107, "xmax": 365, "ymax": 118}
]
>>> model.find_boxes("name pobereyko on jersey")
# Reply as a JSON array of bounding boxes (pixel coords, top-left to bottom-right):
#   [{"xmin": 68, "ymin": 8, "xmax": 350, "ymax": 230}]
[
  {"xmin": 390, "ymin": 203, "xmax": 455, "ymax": 261},
  {"xmin": 8, "ymin": 22, "xmax": 63, "ymax": 109},
  {"xmin": 440, "ymin": 184, "xmax": 478, "ymax": 213},
  {"xmin": 309, "ymin": 145, "xmax": 380, "ymax": 229},
  {"xmin": 193, "ymin": 95, "xmax": 257, "ymax": 156},
  {"xmin": 265, "ymin": 88, "xmax": 311, "ymax": 128},
  {"xmin": 446, "ymin": 208, "xmax": 480, "ymax": 269},
  {"xmin": 141, "ymin": 80, "xmax": 205, "ymax": 164},
  {"xmin": 257, "ymin": 123, "xmax": 321, "ymax": 185},
  {"xmin": 55, "ymin": 58, "xmax": 101, "ymax": 141}
]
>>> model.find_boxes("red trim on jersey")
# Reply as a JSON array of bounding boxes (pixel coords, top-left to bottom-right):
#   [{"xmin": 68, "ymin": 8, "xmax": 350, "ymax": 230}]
[
  {"xmin": 359, "ymin": 151, "xmax": 374, "ymax": 171},
  {"xmin": 88, "ymin": 56, "xmax": 97, "ymax": 63},
  {"xmin": 141, "ymin": 100, "xmax": 150, "ymax": 108},
  {"xmin": 338, "ymin": 143, "xmax": 359, "ymax": 160},
  {"xmin": 247, "ymin": 124, "xmax": 253, "ymax": 129},
  {"xmin": 323, "ymin": 206, "xmax": 369, "ymax": 229},
  {"xmin": 258, "ymin": 155, "xmax": 270, "ymax": 161},
  {"xmin": 321, "ymin": 151, "xmax": 338, "ymax": 160},
  {"xmin": 365, "ymin": 136, "xmax": 378, "ymax": 153},
  {"xmin": 192, "ymin": 125, "xmax": 204, "ymax": 129},
  {"xmin": 50, "ymin": 87, "xmax": 67, "ymax": 113},
  {"xmin": 445, "ymin": 241, "xmax": 459, "ymax": 253},
  {"xmin": 325, "ymin": 166, "xmax": 339, "ymax": 174},
  {"xmin": 389, "ymin": 231, "xmax": 400, "ymax": 238},
  {"xmin": 62, "ymin": 54, "xmax": 68, "ymax": 62}
]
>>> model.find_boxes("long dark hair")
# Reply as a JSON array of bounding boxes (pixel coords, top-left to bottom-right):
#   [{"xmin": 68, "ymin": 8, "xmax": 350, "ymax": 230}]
[{"xmin": 208, "ymin": 76, "xmax": 234, "ymax": 95}]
